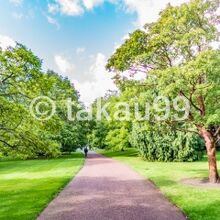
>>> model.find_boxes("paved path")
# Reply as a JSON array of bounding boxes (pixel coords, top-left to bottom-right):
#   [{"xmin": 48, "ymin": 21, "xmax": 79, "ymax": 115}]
[{"xmin": 38, "ymin": 152, "xmax": 186, "ymax": 220}]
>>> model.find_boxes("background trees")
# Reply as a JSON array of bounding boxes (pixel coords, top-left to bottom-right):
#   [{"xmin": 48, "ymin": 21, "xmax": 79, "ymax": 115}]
[{"xmin": 89, "ymin": 85, "xmax": 204, "ymax": 162}]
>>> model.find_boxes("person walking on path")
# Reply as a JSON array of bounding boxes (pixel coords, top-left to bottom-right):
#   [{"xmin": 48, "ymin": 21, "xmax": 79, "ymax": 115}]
[{"xmin": 84, "ymin": 146, "xmax": 88, "ymax": 158}]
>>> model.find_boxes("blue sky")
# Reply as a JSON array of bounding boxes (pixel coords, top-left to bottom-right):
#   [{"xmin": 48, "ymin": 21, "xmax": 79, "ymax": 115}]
[{"xmin": 0, "ymin": 0, "xmax": 188, "ymax": 105}]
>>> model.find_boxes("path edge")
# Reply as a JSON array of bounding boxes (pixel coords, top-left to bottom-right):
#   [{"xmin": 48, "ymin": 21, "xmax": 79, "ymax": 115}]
[
  {"xmin": 97, "ymin": 151, "xmax": 188, "ymax": 220},
  {"xmin": 36, "ymin": 154, "xmax": 86, "ymax": 219}
]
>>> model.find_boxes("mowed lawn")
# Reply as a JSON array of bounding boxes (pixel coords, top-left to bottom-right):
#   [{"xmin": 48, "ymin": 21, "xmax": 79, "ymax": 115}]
[
  {"xmin": 101, "ymin": 149, "xmax": 220, "ymax": 220},
  {"xmin": 0, "ymin": 153, "xmax": 84, "ymax": 220}
]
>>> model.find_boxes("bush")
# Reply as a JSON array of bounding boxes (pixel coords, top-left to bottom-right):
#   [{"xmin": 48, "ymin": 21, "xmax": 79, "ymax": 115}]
[
  {"xmin": 105, "ymin": 127, "xmax": 130, "ymax": 151},
  {"xmin": 129, "ymin": 123, "xmax": 204, "ymax": 162}
]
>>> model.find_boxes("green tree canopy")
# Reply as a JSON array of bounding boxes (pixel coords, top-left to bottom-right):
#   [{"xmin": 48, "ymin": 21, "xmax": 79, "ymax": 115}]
[
  {"xmin": 107, "ymin": 0, "xmax": 220, "ymax": 183},
  {"xmin": 0, "ymin": 44, "xmax": 87, "ymax": 159}
]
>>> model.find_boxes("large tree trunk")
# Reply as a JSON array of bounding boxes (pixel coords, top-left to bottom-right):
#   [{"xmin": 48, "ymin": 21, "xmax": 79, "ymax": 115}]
[
  {"xmin": 207, "ymin": 146, "xmax": 219, "ymax": 183},
  {"xmin": 199, "ymin": 127, "xmax": 219, "ymax": 183}
]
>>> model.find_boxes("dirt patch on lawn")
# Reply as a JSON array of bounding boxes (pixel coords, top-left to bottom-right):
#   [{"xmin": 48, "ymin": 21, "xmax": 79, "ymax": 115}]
[{"xmin": 181, "ymin": 178, "xmax": 220, "ymax": 188}]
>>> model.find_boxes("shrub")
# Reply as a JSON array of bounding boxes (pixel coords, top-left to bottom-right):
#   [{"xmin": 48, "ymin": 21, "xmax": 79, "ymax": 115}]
[{"xmin": 129, "ymin": 123, "xmax": 204, "ymax": 162}]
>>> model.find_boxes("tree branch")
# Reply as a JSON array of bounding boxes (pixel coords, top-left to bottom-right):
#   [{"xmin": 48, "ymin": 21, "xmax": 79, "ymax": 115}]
[
  {"xmin": 0, "ymin": 139, "xmax": 14, "ymax": 148},
  {"xmin": 180, "ymin": 91, "xmax": 202, "ymax": 113}
]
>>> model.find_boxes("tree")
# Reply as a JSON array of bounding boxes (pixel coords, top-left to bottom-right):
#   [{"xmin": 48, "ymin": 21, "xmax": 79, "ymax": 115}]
[
  {"xmin": 59, "ymin": 123, "xmax": 87, "ymax": 153},
  {"xmin": 107, "ymin": 0, "xmax": 220, "ymax": 182},
  {"xmin": 88, "ymin": 121, "xmax": 109, "ymax": 149},
  {"xmin": 88, "ymin": 91, "xmax": 131, "ymax": 151},
  {"xmin": 0, "ymin": 44, "xmax": 87, "ymax": 159},
  {"xmin": 0, "ymin": 44, "xmax": 61, "ymax": 158},
  {"xmin": 45, "ymin": 70, "xmax": 88, "ymax": 153},
  {"xmin": 105, "ymin": 126, "xmax": 130, "ymax": 151}
]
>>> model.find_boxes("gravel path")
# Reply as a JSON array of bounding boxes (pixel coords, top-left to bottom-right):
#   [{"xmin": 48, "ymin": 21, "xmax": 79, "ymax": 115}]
[{"xmin": 38, "ymin": 152, "xmax": 187, "ymax": 220}]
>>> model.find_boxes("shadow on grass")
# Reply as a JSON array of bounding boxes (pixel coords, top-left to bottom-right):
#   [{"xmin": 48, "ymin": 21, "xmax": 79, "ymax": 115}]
[
  {"xmin": 101, "ymin": 149, "xmax": 138, "ymax": 158},
  {"xmin": 59, "ymin": 152, "xmax": 84, "ymax": 159},
  {"xmin": 0, "ymin": 152, "xmax": 84, "ymax": 165},
  {"xmin": 201, "ymin": 151, "xmax": 220, "ymax": 162},
  {"xmin": 151, "ymin": 178, "xmax": 177, "ymax": 187}
]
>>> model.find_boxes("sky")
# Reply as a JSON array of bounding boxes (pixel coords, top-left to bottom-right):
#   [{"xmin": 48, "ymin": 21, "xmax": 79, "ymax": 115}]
[{"xmin": 0, "ymin": 0, "xmax": 189, "ymax": 106}]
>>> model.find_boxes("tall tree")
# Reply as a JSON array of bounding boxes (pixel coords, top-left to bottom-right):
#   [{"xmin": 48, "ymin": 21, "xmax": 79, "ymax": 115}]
[
  {"xmin": 107, "ymin": 0, "xmax": 220, "ymax": 182},
  {"xmin": 0, "ymin": 44, "xmax": 87, "ymax": 159}
]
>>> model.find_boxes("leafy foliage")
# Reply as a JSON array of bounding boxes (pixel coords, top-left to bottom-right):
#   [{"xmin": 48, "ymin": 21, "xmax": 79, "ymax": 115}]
[
  {"xmin": 105, "ymin": 126, "xmax": 130, "ymax": 151},
  {"xmin": 105, "ymin": 0, "xmax": 220, "ymax": 181},
  {"xmin": 88, "ymin": 121, "xmax": 109, "ymax": 149},
  {"xmin": 59, "ymin": 122, "xmax": 87, "ymax": 153},
  {"xmin": 0, "ymin": 44, "xmax": 87, "ymax": 159},
  {"xmin": 130, "ymin": 123, "xmax": 204, "ymax": 162}
]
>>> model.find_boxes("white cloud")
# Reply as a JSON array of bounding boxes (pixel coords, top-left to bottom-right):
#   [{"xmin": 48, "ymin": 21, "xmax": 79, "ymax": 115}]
[
  {"xmin": 121, "ymin": 70, "xmax": 146, "ymax": 81},
  {"xmin": 73, "ymin": 53, "xmax": 117, "ymax": 106},
  {"xmin": 58, "ymin": 0, "xmax": 84, "ymax": 16},
  {"xmin": 122, "ymin": 0, "xmax": 154, "ymax": 26},
  {"xmin": 0, "ymin": 35, "xmax": 16, "ymax": 51},
  {"xmin": 210, "ymin": 41, "xmax": 220, "ymax": 50},
  {"xmin": 47, "ymin": 16, "xmax": 60, "ymax": 29},
  {"xmin": 54, "ymin": 55, "xmax": 75, "ymax": 77},
  {"xmin": 122, "ymin": 0, "xmax": 189, "ymax": 27},
  {"xmin": 9, "ymin": 0, "xmax": 23, "ymax": 6},
  {"xmin": 48, "ymin": 3, "xmax": 60, "ymax": 14},
  {"xmin": 82, "ymin": 0, "xmax": 104, "ymax": 10},
  {"xmin": 49, "ymin": 0, "xmax": 84, "ymax": 16},
  {"xmin": 76, "ymin": 47, "xmax": 86, "ymax": 54},
  {"xmin": 48, "ymin": 0, "xmax": 104, "ymax": 15},
  {"xmin": 48, "ymin": 0, "xmax": 189, "ymax": 27}
]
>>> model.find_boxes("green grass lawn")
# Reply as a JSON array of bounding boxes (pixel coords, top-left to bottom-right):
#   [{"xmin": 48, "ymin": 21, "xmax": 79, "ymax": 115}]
[
  {"xmin": 100, "ymin": 149, "xmax": 220, "ymax": 220},
  {"xmin": 0, "ymin": 153, "xmax": 84, "ymax": 220}
]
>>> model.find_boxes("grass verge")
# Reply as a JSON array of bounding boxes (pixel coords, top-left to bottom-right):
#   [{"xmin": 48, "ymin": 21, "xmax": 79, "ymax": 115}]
[
  {"xmin": 0, "ymin": 152, "xmax": 84, "ymax": 220},
  {"xmin": 100, "ymin": 149, "xmax": 220, "ymax": 220}
]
